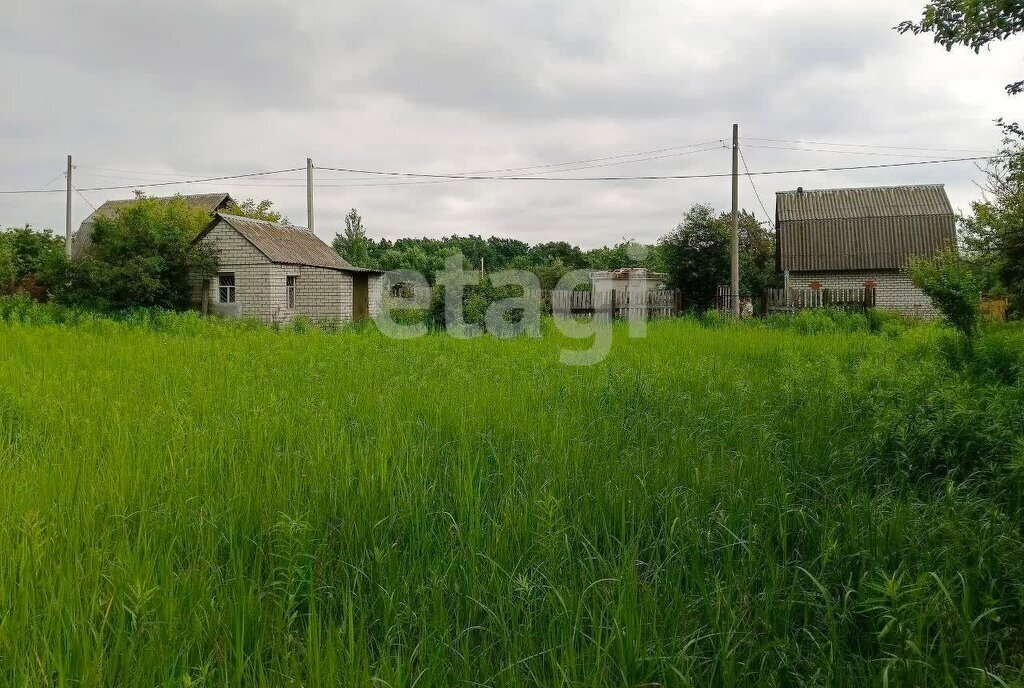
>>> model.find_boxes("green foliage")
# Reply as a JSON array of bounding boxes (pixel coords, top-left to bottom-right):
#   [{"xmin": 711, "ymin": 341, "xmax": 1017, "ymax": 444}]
[
  {"xmin": 910, "ymin": 251, "xmax": 983, "ymax": 337},
  {"xmin": 223, "ymin": 197, "xmax": 285, "ymax": 223},
  {"xmin": 328, "ymin": 210, "xmax": 661, "ymax": 284},
  {"xmin": 960, "ymin": 126, "xmax": 1024, "ymax": 312},
  {"xmin": 0, "ymin": 312, "xmax": 1022, "ymax": 685},
  {"xmin": 56, "ymin": 196, "xmax": 218, "ymax": 311},
  {"xmin": 897, "ymin": 0, "xmax": 1024, "ymax": 94},
  {"xmin": 0, "ymin": 225, "xmax": 66, "ymax": 299},
  {"xmin": 425, "ymin": 278, "xmax": 528, "ymax": 330},
  {"xmin": 659, "ymin": 204, "xmax": 779, "ymax": 307},
  {"xmin": 763, "ymin": 307, "xmax": 871, "ymax": 335},
  {"xmin": 332, "ymin": 208, "xmax": 371, "ymax": 266}
]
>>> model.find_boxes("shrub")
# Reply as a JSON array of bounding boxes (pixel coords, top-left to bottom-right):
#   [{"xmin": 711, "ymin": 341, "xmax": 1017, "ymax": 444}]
[
  {"xmin": 910, "ymin": 252, "xmax": 983, "ymax": 338},
  {"xmin": 426, "ymin": 279, "xmax": 529, "ymax": 332},
  {"xmin": 55, "ymin": 196, "xmax": 217, "ymax": 311}
]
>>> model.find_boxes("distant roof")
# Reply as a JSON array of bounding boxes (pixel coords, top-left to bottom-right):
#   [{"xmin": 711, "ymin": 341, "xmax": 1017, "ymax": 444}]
[
  {"xmin": 71, "ymin": 193, "xmax": 233, "ymax": 258},
  {"xmin": 776, "ymin": 185, "xmax": 956, "ymax": 271},
  {"xmin": 201, "ymin": 213, "xmax": 382, "ymax": 273}
]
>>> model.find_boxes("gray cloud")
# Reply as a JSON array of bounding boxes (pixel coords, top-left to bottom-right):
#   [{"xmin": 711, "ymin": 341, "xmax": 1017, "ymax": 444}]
[{"xmin": 0, "ymin": 0, "xmax": 1020, "ymax": 247}]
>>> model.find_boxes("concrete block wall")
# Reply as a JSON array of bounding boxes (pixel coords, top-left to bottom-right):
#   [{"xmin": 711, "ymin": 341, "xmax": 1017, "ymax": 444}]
[
  {"xmin": 368, "ymin": 274, "xmax": 383, "ymax": 318},
  {"xmin": 193, "ymin": 218, "xmax": 379, "ymax": 326},
  {"xmin": 194, "ymin": 220, "xmax": 288, "ymax": 323},
  {"xmin": 293, "ymin": 266, "xmax": 353, "ymax": 323},
  {"xmin": 790, "ymin": 269, "xmax": 936, "ymax": 317}
]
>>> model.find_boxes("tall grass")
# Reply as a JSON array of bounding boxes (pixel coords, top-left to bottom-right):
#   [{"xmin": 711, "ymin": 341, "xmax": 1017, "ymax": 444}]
[{"xmin": 0, "ymin": 305, "xmax": 1021, "ymax": 686}]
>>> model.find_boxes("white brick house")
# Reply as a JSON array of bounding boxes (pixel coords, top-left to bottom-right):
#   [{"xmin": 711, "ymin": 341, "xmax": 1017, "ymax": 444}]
[
  {"xmin": 192, "ymin": 213, "xmax": 383, "ymax": 325},
  {"xmin": 776, "ymin": 185, "xmax": 957, "ymax": 317}
]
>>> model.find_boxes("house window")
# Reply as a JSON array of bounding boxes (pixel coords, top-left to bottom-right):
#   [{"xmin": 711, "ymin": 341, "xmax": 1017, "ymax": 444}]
[
  {"xmin": 286, "ymin": 276, "xmax": 297, "ymax": 309},
  {"xmin": 218, "ymin": 274, "xmax": 236, "ymax": 303}
]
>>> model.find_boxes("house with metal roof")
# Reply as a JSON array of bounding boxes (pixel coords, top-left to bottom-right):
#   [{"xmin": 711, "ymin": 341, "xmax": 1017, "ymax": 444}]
[
  {"xmin": 192, "ymin": 213, "xmax": 384, "ymax": 325},
  {"xmin": 776, "ymin": 184, "xmax": 956, "ymax": 316},
  {"xmin": 70, "ymin": 193, "xmax": 234, "ymax": 259}
]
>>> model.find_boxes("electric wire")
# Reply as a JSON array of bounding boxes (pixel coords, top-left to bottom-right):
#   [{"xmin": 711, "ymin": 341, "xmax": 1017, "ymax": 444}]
[{"xmin": 738, "ymin": 147, "xmax": 774, "ymax": 228}]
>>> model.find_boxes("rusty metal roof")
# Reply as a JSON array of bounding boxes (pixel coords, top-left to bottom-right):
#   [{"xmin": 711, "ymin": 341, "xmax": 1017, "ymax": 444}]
[
  {"xmin": 71, "ymin": 193, "xmax": 233, "ymax": 258},
  {"xmin": 207, "ymin": 214, "xmax": 382, "ymax": 273},
  {"xmin": 776, "ymin": 185, "xmax": 956, "ymax": 271}
]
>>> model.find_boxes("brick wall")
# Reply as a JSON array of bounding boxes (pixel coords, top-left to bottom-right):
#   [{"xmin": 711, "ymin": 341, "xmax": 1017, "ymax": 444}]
[
  {"xmin": 790, "ymin": 269, "xmax": 936, "ymax": 317},
  {"xmin": 368, "ymin": 274, "xmax": 383, "ymax": 318},
  {"xmin": 193, "ymin": 218, "xmax": 380, "ymax": 325},
  {"xmin": 193, "ymin": 220, "xmax": 288, "ymax": 323},
  {"xmin": 293, "ymin": 266, "xmax": 353, "ymax": 323}
]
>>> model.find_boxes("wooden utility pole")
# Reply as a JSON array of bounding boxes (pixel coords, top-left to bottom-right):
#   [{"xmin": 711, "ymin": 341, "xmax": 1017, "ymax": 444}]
[
  {"xmin": 65, "ymin": 155, "xmax": 73, "ymax": 257},
  {"xmin": 306, "ymin": 157, "xmax": 315, "ymax": 233},
  {"xmin": 730, "ymin": 124, "xmax": 740, "ymax": 317}
]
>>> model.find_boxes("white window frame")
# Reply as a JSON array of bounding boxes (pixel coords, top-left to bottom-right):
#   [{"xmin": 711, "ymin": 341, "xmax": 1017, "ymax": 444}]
[
  {"xmin": 286, "ymin": 275, "xmax": 297, "ymax": 309},
  {"xmin": 218, "ymin": 273, "xmax": 236, "ymax": 304}
]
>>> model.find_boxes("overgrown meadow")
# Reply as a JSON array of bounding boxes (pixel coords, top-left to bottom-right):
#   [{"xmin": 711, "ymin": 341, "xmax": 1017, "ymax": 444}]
[{"xmin": 0, "ymin": 301, "xmax": 1022, "ymax": 687}]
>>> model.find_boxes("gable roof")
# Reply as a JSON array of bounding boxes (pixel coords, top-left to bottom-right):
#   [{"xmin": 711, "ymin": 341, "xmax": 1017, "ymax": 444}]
[
  {"xmin": 71, "ymin": 193, "xmax": 233, "ymax": 258},
  {"xmin": 200, "ymin": 213, "xmax": 382, "ymax": 273},
  {"xmin": 776, "ymin": 184, "xmax": 956, "ymax": 272}
]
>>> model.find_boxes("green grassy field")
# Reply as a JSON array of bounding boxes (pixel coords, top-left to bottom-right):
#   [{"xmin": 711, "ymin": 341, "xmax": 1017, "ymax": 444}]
[{"xmin": 0, "ymin": 307, "xmax": 1022, "ymax": 687}]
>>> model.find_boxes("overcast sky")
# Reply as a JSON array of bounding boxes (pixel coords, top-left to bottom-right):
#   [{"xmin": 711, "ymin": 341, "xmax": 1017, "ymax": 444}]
[{"xmin": 1, "ymin": 0, "xmax": 1021, "ymax": 249}]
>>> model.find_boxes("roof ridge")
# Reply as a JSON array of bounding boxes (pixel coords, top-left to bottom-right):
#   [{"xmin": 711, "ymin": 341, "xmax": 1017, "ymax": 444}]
[
  {"xmin": 776, "ymin": 183, "xmax": 946, "ymax": 195},
  {"xmin": 217, "ymin": 212, "xmax": 304, "ymax": 231}
]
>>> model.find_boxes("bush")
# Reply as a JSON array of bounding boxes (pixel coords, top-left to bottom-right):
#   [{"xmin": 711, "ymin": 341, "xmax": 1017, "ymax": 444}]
[
  {"xmin": 0, "ymin": 225, "xmax": 67, "ymax": 300},
  {"xmin": 54, "ymin": 196, "xmax": 217, "ymax": 311},
  {"xmin": 910, "ymin": 252, "xmax": 983, "ymax": 338},
  {"xmin": 426, "ymin": 279, "xmax": 530, "ymax": 332}
]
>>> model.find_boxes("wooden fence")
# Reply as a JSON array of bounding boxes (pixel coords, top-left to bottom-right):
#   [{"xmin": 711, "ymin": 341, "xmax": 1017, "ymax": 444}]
[
  {"xmin": 550, "ymin": 289, "xmax": 683, "ymax": 319},
  {"xmin": 762, "ymin": 287, "xmax": 876, "ymax": 313},
  {"xmin": 716, "ymin": 285, "xmax": 877, "ymax": 315},
  {"xmin": 384, "ymin": 283, "xmax": 684, "ymax": 319}
]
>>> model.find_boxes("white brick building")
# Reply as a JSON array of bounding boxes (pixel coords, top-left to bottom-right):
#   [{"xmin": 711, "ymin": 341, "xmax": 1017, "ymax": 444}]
[
  {"xmin": 776, "ymin": 185, "xmax": 957, "ymax": 317},
  {"xmin": 192, "ymin": 213, "xmax": 383, "ymax": 325}
]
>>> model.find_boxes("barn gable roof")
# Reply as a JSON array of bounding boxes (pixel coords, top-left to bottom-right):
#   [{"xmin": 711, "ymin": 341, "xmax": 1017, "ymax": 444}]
[
  {"xmin": 198, "ymin": 214, "xmax": 382, "ymax": 273},
  {"xmin": 776, "ymin": 185, "xmax": 956, "ymax": 272},
  {"xmin": 71, "ymin": 193, "xmax": 233, "ymax": 258}
]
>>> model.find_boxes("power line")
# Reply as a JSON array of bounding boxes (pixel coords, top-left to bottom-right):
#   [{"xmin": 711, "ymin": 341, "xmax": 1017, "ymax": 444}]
[
  {"xmin": 65, "ymin": 139, "xmax": 728, "ymax": 186},
  {"xmin": 443, "ymin": 139, "xmax": 728, "ymax": 176},
  {"xmin": 738, "ymin": 147, "xmax": 773, "ymax": 228},
  {"xmin": 744, "ymin": 137, "xmax": 995, "ymax": 155},
  {"xmin": 311, "ymin": 140, "xmax": 728, "ymax": 182},
  {"xmin": 0, "ymin": 167, "xmax": 305, "ymax": 195},
  {"xmin": 313, "ymin": 154, "xmax": 1002, "ymax": 182},
  {"xmin": 743, "ymin": 143, "xmax": 996, "ymax": 158},
  {"xmin": 309, "ymin": 143, "xmax": 728, "ymax": 188},
  {"xmin": 72, "ymin": 184, "xmax": 98, "ymax": 212},
  {"xmin": 0, "ymin": 153, "xmax": 1004, "ymax": 195}
]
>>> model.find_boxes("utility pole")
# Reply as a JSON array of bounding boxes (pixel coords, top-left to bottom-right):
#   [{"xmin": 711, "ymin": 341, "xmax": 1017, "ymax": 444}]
[
  {"xmin": 65, "ymin": 155, "xmax": 73, "ymax": 257},
  {"xmin": 306, "ymin": 157, "xmax": 315, "ymax": 233},
  {"xmin": 730, "ymin": 124, "xmax": 740, "ymax": 317}
]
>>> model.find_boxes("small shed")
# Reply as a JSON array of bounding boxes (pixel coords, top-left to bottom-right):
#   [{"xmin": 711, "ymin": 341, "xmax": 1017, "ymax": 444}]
[
  {"xmin": 776, "ymin": 185, "xmax": 956, "ymax": 316},
  {"xmin": 192, "ymin": 213, "xmax": 383, "ymax": 325},
  {"xmin": 591, "ymin": 268, "xmax": 666, "ymax": 296}
]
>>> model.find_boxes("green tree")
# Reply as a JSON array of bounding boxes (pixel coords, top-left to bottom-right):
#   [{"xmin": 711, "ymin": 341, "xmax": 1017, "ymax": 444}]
[
  {"xmin": 333, "ymin": 208, "xmax": 371, "ymax": 266},
  {"xmin": 55, "ymin": 197, "xmax": 217, "ymax": 311},
  {"xmin": 960, "ymin": 125, "xmax": 1024, "ymax": 311},
  {"xmin": 659, "ymin": 205, "xmax": 778, "ymax": 307},
  {"xmin": 897, "ymin": 1, "xmax": 1024, "ymax": 95},
  {"xmin": 223, "ymin": 198, "xmax": 285, "ymax": 223},
  {"xmin": 910, "ymin": 251, "xmax": 983, "ymax": 338},
  {"xmin": 0, "ymin": 225, "xmax": 67, "ymax": 300}
]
